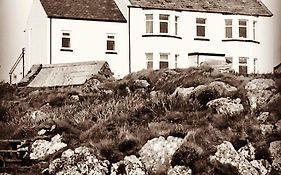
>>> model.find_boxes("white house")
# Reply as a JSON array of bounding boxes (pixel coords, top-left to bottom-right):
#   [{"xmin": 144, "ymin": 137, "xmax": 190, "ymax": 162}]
[{"xmin": 19, "ymin": 0, "xmax": 273, "ymax": 83}]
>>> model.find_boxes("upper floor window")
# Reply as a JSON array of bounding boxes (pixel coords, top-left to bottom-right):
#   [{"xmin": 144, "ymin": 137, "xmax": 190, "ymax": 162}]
[
  {"xmin": 62, "ymin": 31, "xmax": 71, "ymax": 49},
  {"xmin": 159, "ymin": 14, "xmax": 169, "ymax": 34},
  {"xmin": 175, "ymin": 16, "xmax": 179, "ymax": 35},
  {"xmin": 239, "ymin": 57, "xmax": 248, "ymax": 74},
  {"xmin": 160, "ymin": 53, "xmax": 169, "ymax": 69},
  {"xmin": 225, "ymin": 19, "xmax": 232, "ymax": 38},
  {"xmin": 239, "ymin": 20, "xmax": 248, "ymax": 38},
  {"xmin": 106, "ymin": 34, "xmax": 116, "ymax": 52},
  {"xmin": 146, "ymin": 14, "xmax": 153, "ymax": 34},
  {"xmin": 196, "ymin": 18, "xmax": 206, "ymax": 37},
  {"xmin": 253, "ymin": 21, "xmax": 257, "ymax": 40},
  {"xmin": 146, "ymin": 53, "xmax": 153, "ymax": 69}
]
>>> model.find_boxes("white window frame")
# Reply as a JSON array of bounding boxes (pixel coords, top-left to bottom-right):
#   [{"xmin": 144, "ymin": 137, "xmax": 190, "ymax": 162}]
[
  {"xmin": 159, "ymin": 14, "xmax": 169, "ymax": 34},
  {"xmin": 196, "ymin": 18, "xmax": 207, "ymax": 37},
  {"xmin": 146, "ymin": 53, "xmax": 153, "ymax": 69},
  {"xmin": 106, "ymin": 34, "xmax": 116, "ymax": 52},
  {"xmin": 175, "ymin": 16, "xmax": 179, "ymax": 35},
  {"xmin": 239, "ymin": 19, "xmax": 248, "ymax": 38},
  {"xmin": 146, "ymin": 14, "xmax": 153, "ymax": 34},
  {"xmin": 225, "ymin": 19, "xmax": 233, "ymax": 38},
  {"xmin": 61, "ymin": 31, "xmax": 71, "ymax": 49},
  {"xmin": 159, "ymin": 53, "xmax": 169, "ymax": 69},
  {"xmin": 253, "ymin": 21, "xmax": 257, "ymax": 40}
]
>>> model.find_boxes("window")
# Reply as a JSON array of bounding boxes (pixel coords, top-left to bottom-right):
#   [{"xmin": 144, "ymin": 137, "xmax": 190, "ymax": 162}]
[
  {"xmin": 239, "ymin": 20, "xmax": 248, "ymax": 38},
  {"xmin": 62, "ymin": 32, "xmax": 71, "ymax": 49},
  {"xmin": 160, "ymin": 53, "xmax": 169, "ymax": 69},
  {"xmin": 175, "ymin": 54, "xmax": 179, "ymax": 68},
  {"xmin": 239, "ymin": 57, "xmax": 248, "ymax": 74},
  {"xmin": 225, "ymin": 57, "xmax": 233, "ymax": 68},
  {"xmin": 146, "ymin": 53, "xmax": 153, "ymax": 69},
  {"xmin": 196, "ymin": 18, "xmax": 206, "ymax": 37},
  {"xmin": 159, "ymin": 14, "xmax": 169, "ymax": 34},
  {"xmin": 106, "ymin": 34, "xmax": 115, "ymax": 51},
  {"xmin": 146, "ymin": 14, "xmax": 153, "ymax": 34},
  {"xmin": 175, "ymin": 16, "xmax": 179, "ymax": 35},
  {"xmin": 254, "ymin": 58, "xmax": 258, "ymax": 73},
  {"xmin": 225, "ymin": 19, "xmax": 232, "ymax": 38},
  {"xmin": 253, "ymin": 21, "xmax": 257, "ymax": 40}
]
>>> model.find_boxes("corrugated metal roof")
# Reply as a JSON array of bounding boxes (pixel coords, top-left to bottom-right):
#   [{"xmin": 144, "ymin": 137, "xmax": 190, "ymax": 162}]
[
  {"xmin": 40, "ymin": 0, "xmax": 126, "ymax": 22},
  {"xmin": 28, "ymin": 61, "xmax": 108, "ymax": 87},
  {"xmin": 129, "ymin": 0, "xmax": 272, "ymax": 17}
]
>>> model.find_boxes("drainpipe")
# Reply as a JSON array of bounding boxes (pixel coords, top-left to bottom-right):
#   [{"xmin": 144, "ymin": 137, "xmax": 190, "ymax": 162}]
[
  {"xmin": 128, "ymin": 7, "xmax": 131, "ymax": 73},
  {"xmin": 50, "ymin": 17, "xmax": 52, "ymax": 64},
  {"xmin": 22, "ymin": 48, "xmax": 25, "ymax": 78}
]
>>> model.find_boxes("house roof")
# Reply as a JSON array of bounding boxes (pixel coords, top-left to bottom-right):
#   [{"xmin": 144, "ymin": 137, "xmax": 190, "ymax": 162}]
[
  {"xmin": 129, "ymin": 0, "xmax": 272, "ymax": 17},
  {"xmin": 40, "ymin": 0, "xmax": 126, "ymax": 22},
  {"xmin": 27, "ymin": 61, "xmax": 112, "ymax": 87}
]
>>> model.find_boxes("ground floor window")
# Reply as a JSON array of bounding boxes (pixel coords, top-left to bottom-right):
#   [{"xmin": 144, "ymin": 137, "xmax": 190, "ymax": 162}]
[
  {"xmin": 225, "ymin": 57, "xmax": 233, "ymax": 68},
  {"xmin": 175, "ymin": 54, "xmax": 179, "ymax": 68},
  {"xmin": 146, "ymin": 53, "xmax": 153, "ymax": 69},
  {"xmin": 160, "ymin": 53, "xmax": 169, "ymax": 69},
  {"xmin": 239, "ymin": 57, "xmax": 248, "ymax": 74},
  {"xmin": 254, "ymin": 58, "xmax": 258, "ymax": 74}
]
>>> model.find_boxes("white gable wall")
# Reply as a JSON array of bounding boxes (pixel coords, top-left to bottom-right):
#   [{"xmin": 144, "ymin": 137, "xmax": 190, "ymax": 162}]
[{"xmin": 50, "ymin": 18, "xmax": 129, "ymax": 78}]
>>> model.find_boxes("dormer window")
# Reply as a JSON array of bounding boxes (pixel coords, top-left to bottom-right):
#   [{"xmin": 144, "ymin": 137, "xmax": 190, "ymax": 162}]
[
  {"xmin": 239, "ymin": 20, "xmax": 248, "ymax": 38},
  {"xmin": 146, "ymin": 14, "xmax": 153, "ymax": 34},
  {"xmin": 196, "ymin": 18, "xmax": 206, "ymax": 37},
  {"xmin": 225, "ymin": 19, "xmax": 232, "ymax": 38},
  {"xmin": 159, "ymin": 14, "xmax": 169, "ymax": 34}
]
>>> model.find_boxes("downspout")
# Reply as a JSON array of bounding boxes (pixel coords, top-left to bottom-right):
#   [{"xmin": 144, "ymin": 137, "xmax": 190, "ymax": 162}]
[
  {"xmin": 22, "ymin": 48, "xmax": 25, "ymax": 78},
  {"xmin": 50, "ymin": 17, "xmax": 52, "ymax": 64},
  {"xmin": 128, "ymin": 7, "xmax": 131, "ymax": 73}
]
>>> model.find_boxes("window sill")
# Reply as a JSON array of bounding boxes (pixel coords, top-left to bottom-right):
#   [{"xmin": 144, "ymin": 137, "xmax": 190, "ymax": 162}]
[
  {"xmin": 106, "ymin": 51, "xmax": 118, "ymax": 54},
  {"xmin": 222, "ymin": 39, "xmax": 260, "ymax": 44},
  {"xmin": 142, "ymin": 34, "xmax": 182, "ymax": 39},
  {"xmin": 60, "ymin": 48, "xmax": 73, "ymax": 52},
  {"xmin": 194, "ymin": 38, "xmax": 210, "ymax": 41}
]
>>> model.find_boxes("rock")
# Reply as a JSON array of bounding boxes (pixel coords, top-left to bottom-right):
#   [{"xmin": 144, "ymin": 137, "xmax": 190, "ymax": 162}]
[
  {"xmin": 30, "ymin": 110, "xmax": 47, "ymax": 123},
  {"xmin": 70, "ymin": 95, "xmax": 79, "ymax": 101},
  {"xmin": 260, "ymin": 124, "xmax": 274, "ymax": 135},
  {"xmin": 250, "ymin": 159, "xmax": 271, "ymax": 175},
  {"xmin": 139, "ymin": 136, "xmax": 184, "ymax": 173},
  {"xmin": 209, "ymin": 81, "xmax": 237, "ymax": 97},
  {"xmin": 29, "ymin": 90, "xmax": 40, "ymax": 97},
  {"xmin": 276, "ymin": 120, "xmax": 281, "ymax": 132},
  {"xmin": 238, "ymin": 143, "xmax": 255, "ymax": 161},
  {"xmin": 167, "ymin": 166, "xmax": 192, "ymax": 175},
  {"xmin": 207, "ymin": 97, "xmax": 244, "ymax": 117},
  {"xmin": 84, "ymin": 79, "xmax": 101, "ymax": 93},
  {"xmin": 30, "ymin": 134, "xmax": 67, "ymax": 160},
  {"xmin": 245, "ymin": 79, "xmax": 276, "ymax": 109},
  {"xmin": 134, "ymin": 79, "xmax": 150, "ymax": 88},
  {"xmin": 111, "ymin": 155, "xmax": 146, "ymax": 175},
  {"xmin": 269, "ymin": 141, "xmax": 281, "ymax": 172},
  {"xmin": 210, "ymin": 141, "xmax": 259, "ymax": 175},
  {"xmin": 257, "ymin": 112, "xmax": 270, "ymax": 123},
  {"xmin": 171, "ymin": 87, "xmax": 194, "ymax": 98},
  {"xmin": 38, "ymin": 129, "xmax": 47, "ymax": 136},
  {"xmin": 48, "ymin": 146, "xmax": 109, "ymax": 175}
]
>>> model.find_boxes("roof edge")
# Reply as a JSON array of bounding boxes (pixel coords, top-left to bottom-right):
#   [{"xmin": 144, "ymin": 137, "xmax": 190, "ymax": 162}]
[{"xmin": 47, "ymin": 15, "xmax": 127, "ymax": 23}]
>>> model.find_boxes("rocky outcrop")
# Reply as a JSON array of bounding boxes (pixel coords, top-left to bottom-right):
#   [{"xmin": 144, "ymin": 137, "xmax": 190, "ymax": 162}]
[
  {"xmin": 30, "ymin": 134, "xmax": 67, "ymax": 160},
  {"xmin": 260, "ymin": 124, "xmax": 274, "ymax": 135},
  {"xmin": 238, "ymin": 143, "xmax": 255, "ymax": 161},
  {"xmin": 207, "ymin": 98, "xmax": 244, "ymax": 116},
  {"xmin": 111, "ymin": 155, "xmax": 146, "ymax": 175},
  {"xmin": 245, "ymin": 79, "xmax": 276, "ymax": 109},
  {"xmin": 171, "ymin": 87, "xmax": 194, "ymax": 98},
  {"xmin": 134, "ymin": 80, "xmax": 150, "ymax": 89},
  {"xmin": 269, "ymin": 141, "xmax": 281, "ymax": 172},
  {"xmin": 139, "ymin": 136, "xmax": 184, "ymax": 173},
  {"xmin": 257, "ymin": 112, "xmax": 270, "ymax": 123},
  {"xmin": 167, "ymin": 166, "xmax": 192, "ymax": 175},
  {"xmin": 250, "ymin": 159, "xmax": 271, "ymax": 175},
  {"xmin": 48, "ymin": 146, "xmax": 109, "ymax": 175},
  {"xmin": 210, "ymin": 141, "xmax": 259, "ymax": 175},
  {"xmin": 208, "ymin": 81, "xmax": 237, "ymax": 97}
]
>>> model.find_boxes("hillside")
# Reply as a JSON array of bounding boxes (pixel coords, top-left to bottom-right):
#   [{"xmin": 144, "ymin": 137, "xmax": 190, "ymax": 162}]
[{"xmin": 0, "ymin": 66, "xmax": 281, "ymax": 175}]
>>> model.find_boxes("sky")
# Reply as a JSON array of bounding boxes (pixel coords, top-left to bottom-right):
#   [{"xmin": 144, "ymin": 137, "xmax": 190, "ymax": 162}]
[{"xmin": 0, "ymin": 0, "xmax": 280, "ymax": 82}]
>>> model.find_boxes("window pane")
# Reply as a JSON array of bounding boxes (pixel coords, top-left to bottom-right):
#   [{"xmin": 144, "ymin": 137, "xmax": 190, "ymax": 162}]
[
  {"xmin": 239, "ymin": 27, "xmax": 247, "ymax": 38},
  {"xmin": 239, "ymin": 57, "xmax": 247, "ymax": 64},
  {"xmin": 196, "ymin": 18, "xmax": 205, "ymax": 24},
  {"xmin": 62, "ymin": 38, "xmax": 70, "ymax": 48},
  {"xmin": 160, "ymin": 22, "xmax": 168, "ymax": 33},
  {"xmin": 225, "ymin": 27, "xmax": 232, "ymax": 38},
  {"xmin": 239, "ymin": 66, "xmax": 247, "ymax": 74},
  {"xmin": 239, "ymin": 20, "xmax": 247, "ymax": 26},
  {"xmin": 159, "ymin": 14, "xmax": 169, "ymax": 20},
  {"xmin": 160, "ymin": 54, "xmax": 168, "ymax": 60},
  {"xmin": 197, "ymin": 26, "xmax": 205, "ymax": 37},
  {"xmin": 146, "ymin": 14, "xmax": 153, "ymax": 20},
  {"xmin": 63, "ymin": 32, "xmax": 70, "ymax": 36},
  {"xmin": 160, "ymin": 61, "xmax": 169, "ymax": 69},
  {"xmin": 108, "ymin": 35, "xmax": 114, "ymax": 39},
  {"xmin": 107, "ymin": 40, "xmax": 115, "ymax": 51},
  {"xmin": 146, "ymin": 21, "xmax": 153, "ymax": 33},
  {"xmin": 147, "ymin": 61, "xmax": 153, "ymax": 69},
  {"xmin": 225, "ymin": 19, "xmax": 232, "ymax": 26}
]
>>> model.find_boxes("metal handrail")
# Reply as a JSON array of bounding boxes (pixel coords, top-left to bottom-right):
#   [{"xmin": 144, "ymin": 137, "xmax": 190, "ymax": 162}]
[{"xmin": 9, "ymin": 48, "xmax": 25, "ymax": 84}]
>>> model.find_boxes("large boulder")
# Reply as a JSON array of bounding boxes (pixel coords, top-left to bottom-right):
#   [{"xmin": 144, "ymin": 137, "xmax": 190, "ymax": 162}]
[
  {"xmin": 208, "ymin": 81, "xmax": 237, "ymax": 97},
  {"xmin": 134, "ymin": 79, "xmax": 150, "ymax": 89},
  {"xmin": 207, "ymin": 98, "xmax": 244, "ymax": 117},
  {"xmin": 171, "ymin": 87, "xmax": 194, "ymax": 98},
  {"xmin": 48, "ymin": 146, "xmax": 109, "ymax": 175},
  {"xmin": 110, "ymin": 155, "xmax": 146, "ymax": 175},
  {"xmin": 30, "ymin": 134, "xmax": 67, "ymax": 160},
  {"xmin": 238, "ymin": 143, "xmax": 255, "ymax": 161},
  {"xmin": 269, "ymin": 141, "xmax": 281, "ymax": 172},
  {"xmin": 167, "ymin": 166, "xmax": 192, "ymax": 175},
  {"xmin": 210, "ymin": 141, "xmax": 259, "ymax": 175},
  {"xmin": 139, "ymin": 136, "xmax": 184, "ymax": 173},
  {"xmin": 245, "ymin": 79, "xmax": 276, "ymax": 109},
  {"xmin": 250, "ymin": 159, "xmax": 271, "ymax": 175}
]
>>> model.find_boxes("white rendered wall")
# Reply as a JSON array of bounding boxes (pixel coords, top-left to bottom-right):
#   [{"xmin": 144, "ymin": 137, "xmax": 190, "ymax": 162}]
[{"xmin": 50, "ymin": 19, "xmax": 129, "ymax": 78}]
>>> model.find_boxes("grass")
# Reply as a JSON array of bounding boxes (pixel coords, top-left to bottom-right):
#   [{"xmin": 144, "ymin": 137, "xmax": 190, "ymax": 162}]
[{"xmin": 0, "ymin": 67, "xmax": 281, "ymax": 174}]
